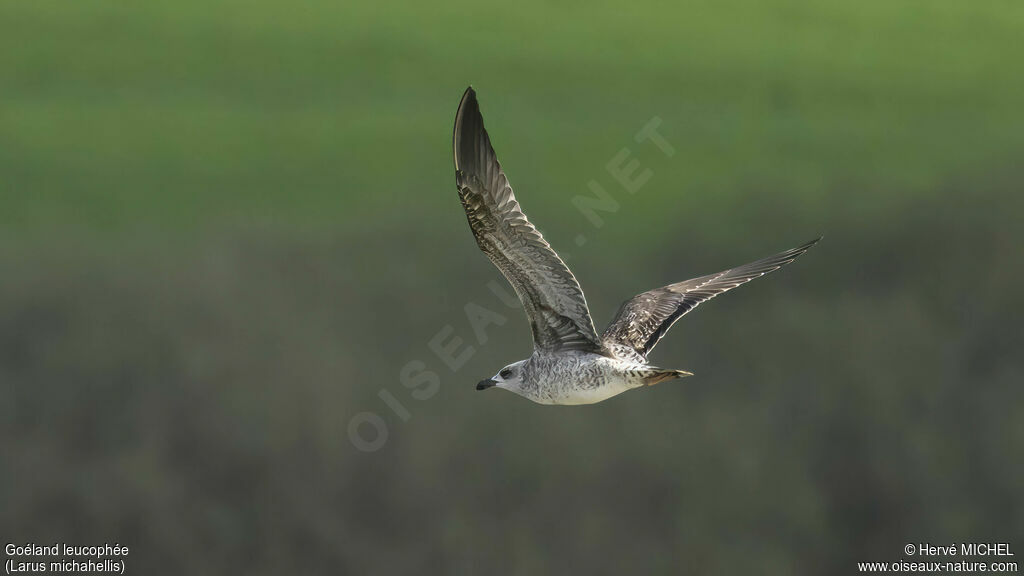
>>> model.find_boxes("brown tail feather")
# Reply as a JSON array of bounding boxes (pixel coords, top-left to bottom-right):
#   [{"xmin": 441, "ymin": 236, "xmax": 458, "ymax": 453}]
[{"xmin": 643, "ymin": 369, "xmax": 694, "ymax": 386}]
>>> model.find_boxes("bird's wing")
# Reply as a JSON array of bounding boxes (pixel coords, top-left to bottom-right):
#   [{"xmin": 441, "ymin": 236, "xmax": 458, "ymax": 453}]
[
  {"xmin": 602, "ymin": 238, "xmax": 820, "ymax": 359},
  {"xmin": 454, "ymin": 87, "xmax": 600, "ymax": 352}
]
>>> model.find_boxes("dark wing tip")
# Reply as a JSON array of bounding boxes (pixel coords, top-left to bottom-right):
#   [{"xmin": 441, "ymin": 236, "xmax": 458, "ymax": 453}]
[
  {"xmin": 797, "ymin": 236, "xmax": 822, "ymax": 248},
  {"xmin": 796, "ymin": 236, "xmax": 822, "ymax": 252},
  {"xmin": 796, "ymin": 236, "xmax": 823, "ymax": 256},
  {"xmin": 453, "ymin": 86, "xmax": 483, "ymax": 175},
  {"xmin": 778, "ymin": 236, "xmax": 822, "ymax": 259},
  {"xmin": 767, "ymin": 236, "xmax": 822, "ymax": 269},
  {"xmin": 455, "ymin": 86, "xmax": 477, "ymax": 126}
]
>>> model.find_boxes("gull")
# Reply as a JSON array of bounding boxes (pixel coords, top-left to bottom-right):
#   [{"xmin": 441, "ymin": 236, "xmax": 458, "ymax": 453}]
[{"xmin": 454, "ymin": 87, "xmax": 818, "ymax": 405}]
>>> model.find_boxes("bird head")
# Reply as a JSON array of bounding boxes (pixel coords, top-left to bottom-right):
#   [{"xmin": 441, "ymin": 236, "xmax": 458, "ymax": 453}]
[{"xmin": 477, "ymin": 360, "xmax": 527, "ymax": 392}]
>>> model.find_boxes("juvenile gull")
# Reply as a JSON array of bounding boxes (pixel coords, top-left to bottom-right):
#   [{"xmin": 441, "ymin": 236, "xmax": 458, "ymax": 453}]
[{"xmin": 454, "ymin": 87, "xmax": 819, "ymax": 405}]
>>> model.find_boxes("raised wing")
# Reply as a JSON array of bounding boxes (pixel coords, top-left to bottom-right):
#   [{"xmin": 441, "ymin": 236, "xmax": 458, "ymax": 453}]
[
  {"xmin": 603, "ymin": 238, "xmax": 820, "ymax": 360},
  {"xmin": 454, "ymin": 87, "xmax": 600, "ymax": 352}
]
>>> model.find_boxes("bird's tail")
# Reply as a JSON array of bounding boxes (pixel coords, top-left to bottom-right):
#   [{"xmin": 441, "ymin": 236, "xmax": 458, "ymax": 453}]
[{"xmin": 642, "ymin": 368, "xmax": 694, "ymax": 386}]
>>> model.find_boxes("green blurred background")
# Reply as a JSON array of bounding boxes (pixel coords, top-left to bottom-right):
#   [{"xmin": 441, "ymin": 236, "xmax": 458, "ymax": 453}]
[{"xmin": 2, "ymin": 1, "xmax": 1022, "ymax": 573}]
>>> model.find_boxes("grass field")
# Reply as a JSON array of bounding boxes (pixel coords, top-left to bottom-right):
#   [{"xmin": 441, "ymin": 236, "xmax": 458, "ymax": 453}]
[{"xmin": 3, "ymin": 1, "xmax": 1022, "ymax": 237}]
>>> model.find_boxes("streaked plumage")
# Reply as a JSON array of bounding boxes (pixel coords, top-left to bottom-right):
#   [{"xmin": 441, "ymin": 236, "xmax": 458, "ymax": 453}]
[{"xmin": 454, "ymin": 87, "xmax": 818, "ymax": 405}]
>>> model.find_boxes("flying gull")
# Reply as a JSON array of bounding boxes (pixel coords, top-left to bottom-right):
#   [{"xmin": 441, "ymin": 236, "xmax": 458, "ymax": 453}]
[{"xmin": 454, "ymin": 87, "xmax": 818, "ymax": 405}]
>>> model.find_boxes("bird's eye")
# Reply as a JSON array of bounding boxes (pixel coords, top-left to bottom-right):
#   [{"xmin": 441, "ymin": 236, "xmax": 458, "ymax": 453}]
[{"xmin": 499, "ymin": 368, "xmax": 513, "ymax": 379}]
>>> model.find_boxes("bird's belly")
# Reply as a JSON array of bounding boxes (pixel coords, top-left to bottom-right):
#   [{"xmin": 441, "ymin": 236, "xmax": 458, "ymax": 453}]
[
  {"xmin": 534, "ymin": 370, "xmax": 641, "ymax": 406},
  {"xmin": 550, "ymin": 384, "xmax": 633, "ymax": 405}
]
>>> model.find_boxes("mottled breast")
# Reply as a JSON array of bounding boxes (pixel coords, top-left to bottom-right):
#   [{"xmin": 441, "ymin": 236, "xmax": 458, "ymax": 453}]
[{"xmin": 525, "ymin": 352, "xmax": 648, "ymax": 405}]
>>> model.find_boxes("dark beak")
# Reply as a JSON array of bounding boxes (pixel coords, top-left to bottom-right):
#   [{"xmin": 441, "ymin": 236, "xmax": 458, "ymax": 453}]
[{"xmin": 476, "ymin": 378, "xmax": 497, "ymax": 391}]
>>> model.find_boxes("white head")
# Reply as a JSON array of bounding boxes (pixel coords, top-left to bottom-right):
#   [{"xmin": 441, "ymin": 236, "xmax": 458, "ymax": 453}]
[{"xmin": 476, "ymin": 359, "xmax": 527, "ymax": 393}]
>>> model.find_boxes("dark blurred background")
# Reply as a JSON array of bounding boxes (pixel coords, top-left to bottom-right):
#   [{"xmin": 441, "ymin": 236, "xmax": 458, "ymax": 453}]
[{"xmin": 2, "ymin": 1, "xmax": 1022, "ymax": 574}]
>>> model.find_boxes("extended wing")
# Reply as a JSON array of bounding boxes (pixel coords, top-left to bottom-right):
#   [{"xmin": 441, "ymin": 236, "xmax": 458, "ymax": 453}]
[
  {"xmin": 454, "ymin": 87, "xmax": 600, "ymax": 352},
  {"xmin": 603, "ymin": 238, "xmax": 820, "ymax": 360}
]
